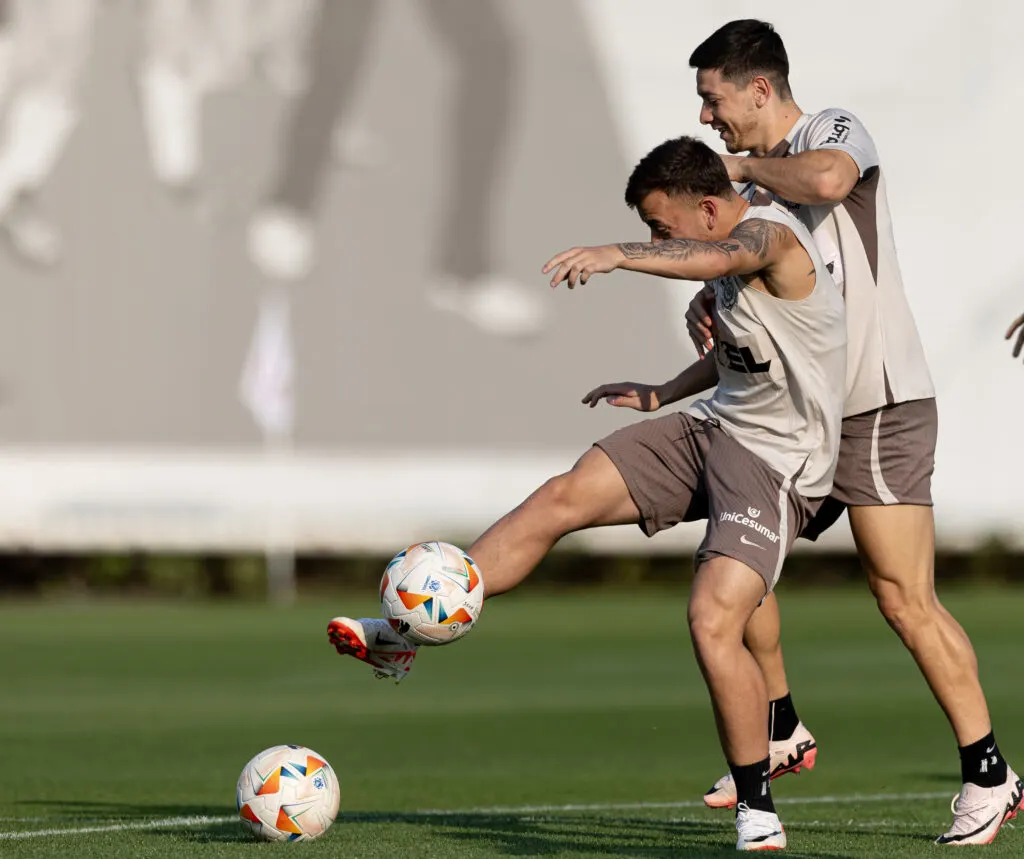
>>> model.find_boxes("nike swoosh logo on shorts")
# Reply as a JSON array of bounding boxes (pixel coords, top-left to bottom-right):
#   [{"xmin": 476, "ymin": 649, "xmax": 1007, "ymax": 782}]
[{"xmin": 739, "ymin": 535, "xmax": 764, "ymax": 549}]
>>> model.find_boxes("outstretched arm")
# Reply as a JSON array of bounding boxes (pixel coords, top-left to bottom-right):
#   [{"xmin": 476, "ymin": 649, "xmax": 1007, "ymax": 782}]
[
  {"xmin": 618, "ymin": 218, "xmax": 791, "ymax": 281},
  {"xmin": 582, "ymin": 355, "xmax": 719, "ymax": 412},
  {"xmin": 658, "ymin": 354, "xmax": 720, "ymax": 406},
  {"xmin": 543, "ymin": 218, "xmax": 792, "ymax": 288}
]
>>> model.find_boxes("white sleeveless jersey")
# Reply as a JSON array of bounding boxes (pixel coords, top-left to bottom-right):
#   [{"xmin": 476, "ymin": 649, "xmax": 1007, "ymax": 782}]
[
  {"xmin": 737, "ymin": 109, "xmax": 935, "ymax": 417},
  {"xmin": 687, "ymin": 205, "xmax": 847, "ymax": 498}
]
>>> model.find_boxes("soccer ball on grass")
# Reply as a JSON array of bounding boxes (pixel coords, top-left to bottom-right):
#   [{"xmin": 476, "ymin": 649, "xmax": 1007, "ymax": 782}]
[{"xmin": 236, "ymin": 745, "xmax": 340, "ymax": 841}]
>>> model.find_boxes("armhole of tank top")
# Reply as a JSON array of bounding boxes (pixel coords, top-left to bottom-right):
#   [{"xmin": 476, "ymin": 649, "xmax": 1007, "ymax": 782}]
[{"xmin": 747, "ymin": 208, "xmax": 824, "ymax": 303}]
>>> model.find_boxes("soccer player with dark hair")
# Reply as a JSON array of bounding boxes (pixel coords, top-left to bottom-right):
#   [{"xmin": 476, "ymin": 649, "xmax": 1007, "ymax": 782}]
[
  {"xmin": 684, "ymin": 18, "xmax": 1021, "ymax": 846},
  {"xmin": 327, "ymin": 134, "xmax": 848, "ymax": 851}
]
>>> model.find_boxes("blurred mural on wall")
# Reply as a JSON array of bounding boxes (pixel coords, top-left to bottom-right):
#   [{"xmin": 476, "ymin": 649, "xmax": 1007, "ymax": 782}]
[{"xmin": 0, "ymin": 0, "xmax": 1018, "ymax": 552}]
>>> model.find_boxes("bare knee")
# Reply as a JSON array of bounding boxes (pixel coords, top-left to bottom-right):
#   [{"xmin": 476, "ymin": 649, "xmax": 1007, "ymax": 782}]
[
  {"xmin": 689, "ymin": 559, "xmax": 765, "ymax": 658},
  {"xmin": 871, "ymin": 577, "xmax": 939, "ymax": 642},
  {"xmin": 851, "ymin": 505, "xmax": 942, "ymax": 640},
  {"xmin": 688, "ymin": 596, "xmax": 740, "ymax": 659}
]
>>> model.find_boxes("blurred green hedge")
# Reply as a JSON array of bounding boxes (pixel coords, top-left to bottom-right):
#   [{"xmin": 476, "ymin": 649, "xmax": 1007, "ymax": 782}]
[{"xmin": 0, "ymin": 538, "xmax": 1019, "ymax": 598}]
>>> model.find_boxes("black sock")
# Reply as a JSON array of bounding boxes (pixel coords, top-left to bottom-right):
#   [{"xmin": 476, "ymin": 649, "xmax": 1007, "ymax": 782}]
[
  {"xmin": 768, "ymin": 692, "xmax": 800, "ymax": 742},
  {"xmin": 730, "ymin": 758, "xmax": 775, "ymax": 814},
  {"xmin": 959, "ymin": 732, "xmax": 1007, "ymax": 788}
]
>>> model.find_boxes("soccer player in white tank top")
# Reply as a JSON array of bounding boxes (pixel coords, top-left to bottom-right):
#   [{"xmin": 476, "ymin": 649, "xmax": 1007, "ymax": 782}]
[
  {"xmin": 326, "ymin": 136, "xmax": 846, "ymax": 851},
  {"xmin": 684, "ymin": 20, "xmax": 1021, "ymax": 845}
]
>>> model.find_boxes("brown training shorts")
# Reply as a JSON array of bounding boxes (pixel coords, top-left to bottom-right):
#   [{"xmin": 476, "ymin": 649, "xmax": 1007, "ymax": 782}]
[
  {"xmin": 802, "ymin": 397, "xmax": 937, "ymax": 540},
  {"xmin": 596, "ymin": 412, "xmax": 823, "ymax": 594}
]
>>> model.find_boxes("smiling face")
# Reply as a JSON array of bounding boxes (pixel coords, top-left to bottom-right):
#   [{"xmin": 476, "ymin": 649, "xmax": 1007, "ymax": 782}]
[{"xmin": 696, "ymin": 68, "xmax": 764, "ymax": 154}]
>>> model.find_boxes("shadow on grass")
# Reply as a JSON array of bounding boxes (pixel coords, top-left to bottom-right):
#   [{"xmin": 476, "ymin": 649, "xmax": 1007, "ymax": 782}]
[
  {"xmin": 172, "ymin": 812, "xmax": 861, "ymax": 856},
  {"xmin": 15, "ymin": 801, "xmax": 870, "ymax": 856},
  {"xmin": 170, "ymin": 811, "xmax": 863, "ymax": 857}
]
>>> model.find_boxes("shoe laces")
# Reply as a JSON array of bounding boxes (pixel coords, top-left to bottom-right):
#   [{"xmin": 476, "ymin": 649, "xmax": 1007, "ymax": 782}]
[
  {"xmin": 946, "ymin": 787, "xmax": 998, "ymax": 835},
  {"xmin": 736, "ymin": 802, "xmax": 780, "ymax": 838}
]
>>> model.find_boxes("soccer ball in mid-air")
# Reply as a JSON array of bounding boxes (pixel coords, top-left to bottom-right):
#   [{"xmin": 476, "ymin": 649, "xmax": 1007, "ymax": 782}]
[
  {"xmin": 380, "ymin": 541, "xmax": 485, "ymax": 645},
  {"xmin": 236, "ymin": 745, "xmax": 340, "ymax": 842}
]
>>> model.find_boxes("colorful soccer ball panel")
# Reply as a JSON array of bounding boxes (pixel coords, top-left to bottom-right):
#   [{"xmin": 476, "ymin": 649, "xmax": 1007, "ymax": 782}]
[
  {"xmin": 235, "ymin": 745, "xmax": 340, "ymax": 842},
  {"xmin": 380, "ymin": 541, "xmax": 485, "ymax": 645}
]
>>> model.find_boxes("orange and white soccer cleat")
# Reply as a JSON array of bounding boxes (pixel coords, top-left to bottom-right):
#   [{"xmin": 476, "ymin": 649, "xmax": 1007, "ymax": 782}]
[
  {"xmin": 936, "ymin": 768, "xmax": 1022, "ymax": 846},
  {"xmin": 327, "ymin": 617, "xmax": 418, "ymax": 684},
  {"xmin": 705, "ymin": 722, "xmax": 817, "ymax": 810}
]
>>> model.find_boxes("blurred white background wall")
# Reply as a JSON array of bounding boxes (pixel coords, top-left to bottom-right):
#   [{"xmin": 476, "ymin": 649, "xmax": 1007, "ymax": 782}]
[{"xmin": 0, "ymin": 0, "xmax": 1019, "ymax": 552}]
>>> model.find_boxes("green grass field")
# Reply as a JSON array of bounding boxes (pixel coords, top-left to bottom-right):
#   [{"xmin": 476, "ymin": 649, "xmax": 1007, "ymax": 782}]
[{"xmin": 0, "ymin": 586, "xmax": 1021, "ymax": 857}]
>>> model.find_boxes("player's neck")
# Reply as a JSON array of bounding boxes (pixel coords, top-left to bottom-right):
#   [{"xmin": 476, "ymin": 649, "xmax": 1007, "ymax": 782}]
[
  {"xmin": 719, "ymin": 197, "xmax": 750, "ymax": 236},
  {"xmin": 750, "ymin": 100, "xmax": 803, "ymax": 156}
]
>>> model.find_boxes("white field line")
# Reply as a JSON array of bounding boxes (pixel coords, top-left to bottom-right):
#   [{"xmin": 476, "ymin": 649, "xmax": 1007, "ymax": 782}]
[
  {"xmin": 0, "ymin": 791, "xmax": 954, "ymax": 840},
  {"xmin": 415, "ymin": 791, "xmax": 953, "ymax": 815},
  {"xmin": 0, "ymin": 815, "xmax": 238, "ymax": 841},
  {"xmin": 643, "ymin": 816, "xmax": 931, "ymax": 831}
]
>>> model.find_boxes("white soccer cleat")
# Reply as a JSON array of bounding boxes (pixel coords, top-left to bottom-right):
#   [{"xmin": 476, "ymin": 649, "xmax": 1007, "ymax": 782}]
[
  {"xmin": 735, "ymin": 803, "xmax": 786, "ymax": 851},
  {"xmin": 705, "ymin": 722, "xmax": 817, "ymax": 809},
  {"xmin": 327, "ymin": 616, "xmax": 418, "ymax": 683},
  {"xmin": 936, "ymin": 768, "xmax": 1022, "ymax": 846}
]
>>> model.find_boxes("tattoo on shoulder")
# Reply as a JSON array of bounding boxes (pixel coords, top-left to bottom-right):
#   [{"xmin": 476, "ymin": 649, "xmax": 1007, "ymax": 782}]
[
  {"xmin": 617, "ymin": 239, "xmax": 739, "ymax": 260},
  {"xmin": 728, "ymin": 219, "xmax": 790, "ymax": 261}
]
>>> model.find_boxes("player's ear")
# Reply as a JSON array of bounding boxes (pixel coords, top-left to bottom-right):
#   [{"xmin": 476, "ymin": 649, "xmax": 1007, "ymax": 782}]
[
  {"xmin": 700, "ymin": 197, "xmax": 718, "ymax": 234},
  {"xmin": 751, "ymin": 75, "xmax": 771, "ymax": 108}
]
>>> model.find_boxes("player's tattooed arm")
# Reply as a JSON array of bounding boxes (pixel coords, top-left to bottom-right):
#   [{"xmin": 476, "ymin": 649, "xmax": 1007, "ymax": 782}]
[
  {"xmin": 727, "ymin": 218, "xmax": 791, "ymax": 262},
  {"xmin": 544, "ymin": 238, "xmax": 738, "ymax": 288},
  {"xmin": 543, "ymin": 220, "xmax": 792, "ymax": 288},
  {"xmin": 615, "ymin": 219, "xmax": 792, "ymax": 282},
  {"xmin": 617, "ymin": 239, "xmax": 738, "ymax": 262}
]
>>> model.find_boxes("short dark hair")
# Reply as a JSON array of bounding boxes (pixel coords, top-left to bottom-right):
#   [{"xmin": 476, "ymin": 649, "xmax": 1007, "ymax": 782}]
[
  {"xmin": 624, "ymin": 136, "xmax": 733, "ymax": 210},
  {"xmin": 689, "ymin": 20, "xmax": 791, "ymax": 100}
]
